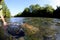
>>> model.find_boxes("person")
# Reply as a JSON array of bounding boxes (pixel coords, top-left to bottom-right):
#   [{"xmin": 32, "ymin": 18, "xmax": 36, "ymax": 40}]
[{"xmin": 0, "ymin": 0, "xmax": 7, "ymax": 29}]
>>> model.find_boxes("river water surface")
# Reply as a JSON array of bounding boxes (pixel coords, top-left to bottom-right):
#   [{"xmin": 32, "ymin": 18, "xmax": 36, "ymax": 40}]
[{"xmin": 0, "ymin": 17, "xmax": 60, "ymax": 40}]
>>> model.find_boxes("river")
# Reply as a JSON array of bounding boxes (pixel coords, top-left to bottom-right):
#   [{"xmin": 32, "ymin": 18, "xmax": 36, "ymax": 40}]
[{"xmin": 0, "ymin": 17, "xmax": 60, "ymax": 40}]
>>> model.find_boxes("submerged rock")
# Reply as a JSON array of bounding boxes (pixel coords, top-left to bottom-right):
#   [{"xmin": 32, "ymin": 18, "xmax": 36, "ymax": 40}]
[{"xmin": 6, "ymin": 23, "xmax": 25, "ymax": 38}]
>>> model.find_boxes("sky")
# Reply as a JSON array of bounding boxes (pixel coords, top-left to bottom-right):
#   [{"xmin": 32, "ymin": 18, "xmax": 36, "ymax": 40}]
[{"xmin": 4, "ymin": 0, "xmax": 60, "ymax": 16}]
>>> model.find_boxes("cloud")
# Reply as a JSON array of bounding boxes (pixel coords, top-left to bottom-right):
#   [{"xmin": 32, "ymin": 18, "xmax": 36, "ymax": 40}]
[
  {"xmin": 38, "ymin": 0, "xmax": 60, "ymax": 9},
  {"xmin": 49, "ymin": 0, "xmax": 60, "ymax": 9}
]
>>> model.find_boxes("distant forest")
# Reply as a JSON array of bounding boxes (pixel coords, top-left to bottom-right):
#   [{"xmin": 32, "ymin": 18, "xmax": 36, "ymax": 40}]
[{"xmin": 14, "ymin": 4, "xmax": 60, "ymax": 18}]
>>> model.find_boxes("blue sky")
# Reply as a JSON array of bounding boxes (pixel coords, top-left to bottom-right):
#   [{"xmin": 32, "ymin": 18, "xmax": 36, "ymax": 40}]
[{"xmin": 4, "ymin": 0, "xmax": 60, "ymax": 16}]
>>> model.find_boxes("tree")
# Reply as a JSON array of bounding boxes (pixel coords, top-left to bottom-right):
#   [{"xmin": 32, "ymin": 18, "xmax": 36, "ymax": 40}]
[
  {"xmin": 14, "ymin": 12, "xmax": 21, "ymax": 17},
  {"xmin": 53, "ymin": 6, "xmax": 60, "ymax": 18},
  {"xmin": 42, "ymin": 5, "xmax": 54, "ymax": 17},
  {"xmin": 14, "ymin": 4, "xmax": 54, "ymax": 17},
  {"xmin": 29, "ymin": 4, "xmax": 40, "ymax": 13},
  {"xmin": 44, "ymin": 5, "xmax": 54, "ymax": 13},
  {"xmin": 5, "ymin": 9, "xmax": 11, "ymax": 17},
  {"xmin": 20, "ymin": 8, "xmax": 31, "ymax": 16},
  {"xmin": 2, "ymin": 0, "xmax": 11, "ymax": 18}
]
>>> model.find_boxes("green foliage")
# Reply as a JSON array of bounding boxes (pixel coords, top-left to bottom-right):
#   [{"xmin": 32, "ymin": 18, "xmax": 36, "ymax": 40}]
[
  {"xmin": 14, "ymin": 12, "xmax": 22, "ymax": 17},
  {"xmin": 53, "ymin": 6, "xmax": 60, "ymax": 18},
  {"xmin": 29, "ymin": 4, "xmax": 40, "ymax": 12},
  {"xmin": 44, "ymin": 4, "xmax": 54, "ymax": 14},
  {"xmin": 15, "ymin": 4, "xmax": 54, "ymax": 17},
  {"xmin": 15, "ymin": 4, "xmax": 60, "ymax": 18},
  {"xmin": 2, "ymin": 0, "xmax": 11, "ymax": 18}
]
